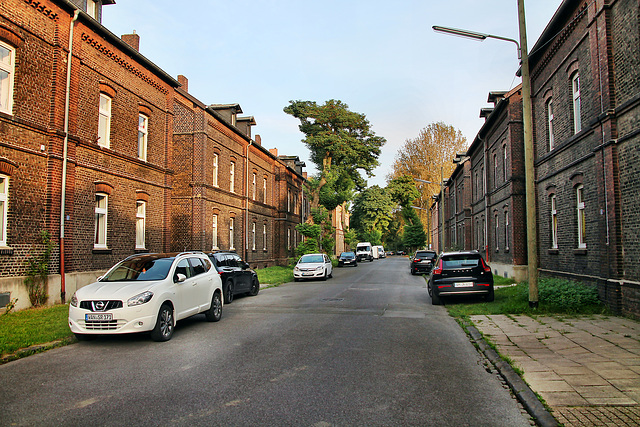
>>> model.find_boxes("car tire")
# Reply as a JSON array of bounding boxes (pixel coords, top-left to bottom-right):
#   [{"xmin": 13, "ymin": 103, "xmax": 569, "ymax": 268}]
[
  {"xmin": 410, "ymin": 269, "xmax": 415, "ymax": 275},
  {"xmin": 224, "ymin": 281, "xmax": 234, "ymax": 304},
  {"xmin": 74, "ymin": 333, "xmax": 95, "ymax": 341},
  {"xmin": 328, "ymin": 271, "xmax": 333, "ymax": 279},
  {"xmin": 485, "ymin": 288, "xmax": 495, "ymax": 302},
  {"xmin": 431, "ymin": 290, "xmax": 442, "ymax": 305},
  {"xmin": 248, "ymin": 277, "xmax": 259, "ymax": 296},
  {"xmin": 294, "ymin": 278, "xmax": 299, "ymax": 282},
  {"xmin": 150, "ymin": 304, "xmax": 174, "ymax": 341},
  {"xmin": 321, "ymin": 270, "xmax": 327, "ymax": 281},
  {"xmin": 205, "ymin": 291, "xmax": 222, "ymax": 322}
]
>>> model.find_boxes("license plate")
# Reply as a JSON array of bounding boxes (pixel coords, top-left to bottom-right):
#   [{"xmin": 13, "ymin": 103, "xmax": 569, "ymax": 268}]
[
  {"xmin": 302, "ymin": 272, "xmax": 314, "ymax": 276},
  {"xmin": 86, "ymin": 313, "xmax": 113, "ymax": 321},
  {"xmin": 454, "ymin": 282, "xmax": 474, "ymax": 288}
]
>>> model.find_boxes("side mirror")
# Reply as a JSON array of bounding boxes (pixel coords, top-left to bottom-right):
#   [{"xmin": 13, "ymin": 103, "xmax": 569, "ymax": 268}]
[
  {"xmin": 242, "ymin": 262, "xmax": 250, "ymax": 269},
  {"xmin": 175, "ymin": 273, "xmax": 187, "ymax": 283}
]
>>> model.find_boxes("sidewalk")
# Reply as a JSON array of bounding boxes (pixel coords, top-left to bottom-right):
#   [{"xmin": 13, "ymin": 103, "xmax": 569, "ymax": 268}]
[{"xmin": 469, "ymin": 314, "xmax": 640, "ymax": 426}]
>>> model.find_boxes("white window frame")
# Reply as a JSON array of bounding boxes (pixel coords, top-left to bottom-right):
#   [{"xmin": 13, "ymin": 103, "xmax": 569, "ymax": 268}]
[
  {"xmin": 229, "ymin": 217, "xmax": 235, "ymax": 250},
  {"xmin": 547, "ymin": 98, "xmax": 555, "ymax": 150},
  {"xmin": 493, "ymin": 153, "xmax": 498, "ymax": 187},
  {"xmin": 212, "ymin": 214, "xmax": 218, "ymax": 249},
  {"xmin": 505, "ymin": 211, "xmax": 510, "ymax": 251},
  {"xmin": 230, "ymin": 161, "xmax": 235, "ymax": 193},
  {"xmin": 86, "ymin": 0, "xmax": 98, "ymax": 19},
  {"xmin": 287, "ymin": 189, "xmax": 291, "ymax": 212},
  {"xmin": 551, "ymin": 195, "xmax": 558, "ymax": 249},
  {"xmin": 135, "ymin": 200, "xmax": 146, "ymax": 249},
  {"xmin": 252, "ymin": 222, "xmax": 256, "ymax": 251},
  {"xmin": 577, "ymin": 185, "xmax": 586, "ymax": 248},
  {"xmin": 502, "ymin": 144, "xmax": 507, "ymax": 182},
  {"xmin": 98, "ymin": 93, "xmax": 111, "ymax": 148},
  {"xmin": 263, "ymin": 177, "xmax": 267, "ymax": 203},
  {"xmin": 138, "ymin": 114, "xmax": 148, "ymax": 161},
  {"xmin": 0, "ymin": 175, "xmax": 9, "ymax": 246},
  {"xmin": 287, "ymin": 228, "xmax": 291, "ymax": 250},
  {"xmin": 495, "ymin": 214, "xmax": 499, "ymax": 251},
  {"xmin": 572, "ymin": 73, "xmax": 581, "ymax": 134},
  {"xmin": 252, "ymin": 173, "xmax": 256, "ymax": 200},
  {"xmin": 94, "ymin": 193, "xmax": 108, "ymax": 249},
  {"xmin": 0, "ymin": 41, "xmax": 15, "ymax": 116},
  {"xmin": 263, "ymin": 224, "xmax": 267, "ymax": 250},
  {"xmin": 213, "ymin": 154, "xmax": 219, "ymax": 187}
]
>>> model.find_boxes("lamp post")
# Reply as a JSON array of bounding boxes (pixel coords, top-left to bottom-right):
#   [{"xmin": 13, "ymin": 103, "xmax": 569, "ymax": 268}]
[
  {"xmin": 433, "ymin": 0, "xmax": 538, "ymax": 308},
  {"xmin": 415, "ymin": 169, "xmax": 445, "ymax": 253}
]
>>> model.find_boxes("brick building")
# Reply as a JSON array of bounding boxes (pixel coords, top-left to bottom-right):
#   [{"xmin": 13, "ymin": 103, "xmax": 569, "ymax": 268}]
[
  {"xmin": 431, "ymin": 0, "xmax": 640, "ymax": 317},
  {"xmin": 0, "ymin": 0, "xmax": 306, "ymax": 310}
]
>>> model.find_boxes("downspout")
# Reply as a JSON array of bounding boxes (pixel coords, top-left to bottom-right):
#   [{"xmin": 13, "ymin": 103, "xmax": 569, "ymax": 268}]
[
  {"xmin": 245, "ymin": 140, "xmax": 253, "ymax": 261},
  {"xmin": 60, "ymin": 9, "xmax": 80, "ymax": 303}
]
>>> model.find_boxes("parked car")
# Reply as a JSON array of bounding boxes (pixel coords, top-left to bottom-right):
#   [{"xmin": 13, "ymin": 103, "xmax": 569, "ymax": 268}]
[
  {"xmin": 338, "ymin": 251, "xmax": 358, "ymax": 267},
  {"xmin": 205, "ymin": 251, "xmax": 260, "ymax": 303},
  {"xmin": 410, "ymin": 250, "xmax": 437, "ymax": 275},
  {"xmin": 396, "ymin": 250, "xmax": 406, "ymax": 256},
  {"xmin": 294, "ymin": 253, "xmax": 333, "ymax": 281},
  {"xmin": 69, "ymin": 252, "xmax": 223, "ymax": 342},
  {"xmin": 427, "ymin": 251, "xmax": 494, "ymax": 305}
]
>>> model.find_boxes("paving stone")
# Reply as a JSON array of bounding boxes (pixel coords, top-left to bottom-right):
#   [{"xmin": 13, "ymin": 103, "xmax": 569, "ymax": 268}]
[
  {"xmin": 564, "ymin": 374, "xmax": 610, "ymax": 387},
  {"xmin": 541, "ymin": 391, "xmax": 589, "ymax": 406}
]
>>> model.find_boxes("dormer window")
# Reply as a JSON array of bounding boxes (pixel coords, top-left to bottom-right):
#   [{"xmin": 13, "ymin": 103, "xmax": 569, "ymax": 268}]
[{"xmin": 87, "ymin": 0, "xmax": 98, "ymax": 20}]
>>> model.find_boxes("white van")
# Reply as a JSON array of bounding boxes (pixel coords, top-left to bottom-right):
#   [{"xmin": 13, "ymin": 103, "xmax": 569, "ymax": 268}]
[
  {"xmin": 375, "ymin": 245, "xmax": 385, "ymax": 258},
  {"xmin": 356, "ymin": 242, "xmax": 373, "ymax": 262},
  {"xmin": 371, "ymin": 245, "xmax": 379, "ymax": 260}
]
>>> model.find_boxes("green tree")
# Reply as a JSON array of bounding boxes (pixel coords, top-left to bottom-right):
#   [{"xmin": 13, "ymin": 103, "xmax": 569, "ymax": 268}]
[{"xmin": 402, "ymin": 207, "xmax": 426, "ymax": 252}]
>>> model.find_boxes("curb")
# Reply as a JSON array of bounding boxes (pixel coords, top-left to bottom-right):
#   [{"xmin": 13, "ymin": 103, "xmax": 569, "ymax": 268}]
[{"xmin": 466, "ymin": 324, "xmax": 558, "ymax": 427}]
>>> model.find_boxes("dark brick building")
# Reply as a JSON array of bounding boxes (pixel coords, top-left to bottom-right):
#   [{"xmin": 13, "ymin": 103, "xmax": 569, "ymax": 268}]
[{"xmin": 0, "ymin": 0, "xmax": 306, "ymax": 310}]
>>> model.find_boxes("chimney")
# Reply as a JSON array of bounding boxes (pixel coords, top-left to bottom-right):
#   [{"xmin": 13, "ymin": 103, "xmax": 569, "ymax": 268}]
[
  {"xmin": 121, "ymin": 31, "xmax": 140, "ymax": 51},
  {"xmin": 255, "ymin": 135, "xmax": 262, "ymax": 146},
  {"xmin": 269, "ymin": 148, "xmax": 278, "ymax": 157},
  {"xmin": 178, "ymin": 75, "xmax": 188, "ymax": 92}
]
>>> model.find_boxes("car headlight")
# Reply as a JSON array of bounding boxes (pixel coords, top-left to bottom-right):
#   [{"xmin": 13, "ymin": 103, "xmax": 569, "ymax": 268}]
[
  {"xmin": 127, "ymin": 291, "xmax": 153, "ymax": 307},
  {"xmin": 315, "ymin": 266, "xmax": 323, "ymax": 271},
  {"xmin": 70, "ymin": 292, "xmax": 78, "ymax": 307},
  {"xmin": 294, "ymin": 266, "xmax": 300, "ymax": 272}
]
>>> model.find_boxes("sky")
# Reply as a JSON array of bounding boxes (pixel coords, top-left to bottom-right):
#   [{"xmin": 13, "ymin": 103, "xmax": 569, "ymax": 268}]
[{"xmin": 103, "ymin": 0, "xmax": 562, "ymax": 188}]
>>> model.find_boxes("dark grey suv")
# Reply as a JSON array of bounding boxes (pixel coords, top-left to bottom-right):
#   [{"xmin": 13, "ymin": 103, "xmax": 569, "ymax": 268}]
[
  {"xmin": 410, "ymin": 250, "xmax": 437, "ymax": 275},
  {"xmin": 205, "ymin": 251, "xmax": 259, "ymax": 304},
  {"xmin": 427, "ymin": 251, "xmax": 494, "ymax": 305}
]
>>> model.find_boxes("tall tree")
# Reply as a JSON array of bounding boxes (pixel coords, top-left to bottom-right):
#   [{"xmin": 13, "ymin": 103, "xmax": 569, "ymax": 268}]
[{"xmin": 284, "ymin": 100, "xmax": 386, "ymax": 212}]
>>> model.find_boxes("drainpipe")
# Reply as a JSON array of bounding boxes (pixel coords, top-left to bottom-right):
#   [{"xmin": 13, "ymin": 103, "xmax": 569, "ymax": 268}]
[
  {"xmin": 60, "ymin": 9, "xmax": 80, "ymax": 303},
  {"xmin": 245, "ymin": 140, "xmax": 253, "ymax": 261}
]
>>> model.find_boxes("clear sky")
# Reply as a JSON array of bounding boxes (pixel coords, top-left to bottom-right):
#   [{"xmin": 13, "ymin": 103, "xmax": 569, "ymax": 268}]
[{"xmin": 103, "ymin": 0, "xmax": 562, "ymax": 188}]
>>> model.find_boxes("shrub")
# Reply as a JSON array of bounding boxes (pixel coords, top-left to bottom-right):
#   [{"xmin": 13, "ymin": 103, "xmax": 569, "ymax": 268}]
[
  {"xmin": 518, "ymin": 277, "xmax": 600, "ymax": 313},
  {"xmin": 24, "ymin": 231, "xmax": 55, "ymax": 307}
]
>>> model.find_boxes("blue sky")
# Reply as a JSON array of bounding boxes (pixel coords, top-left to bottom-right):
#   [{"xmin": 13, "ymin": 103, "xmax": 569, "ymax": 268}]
[{"xmin": 103, "ymin": 0, "xmax": 561, "ymax": 187}]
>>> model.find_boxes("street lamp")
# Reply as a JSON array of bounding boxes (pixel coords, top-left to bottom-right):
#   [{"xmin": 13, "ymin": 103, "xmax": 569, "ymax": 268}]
[{"xmin": 433, "ymin": 0, "xmax": 538, "ymax": 308}]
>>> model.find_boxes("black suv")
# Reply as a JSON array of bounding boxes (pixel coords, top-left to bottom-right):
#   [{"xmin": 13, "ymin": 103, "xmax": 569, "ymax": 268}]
[
  {"xmin": 205, "ymin": 251, "xmax": 259, "ymax": 303},
  {"xmin": 410, "ymin": 250, "xmax": 437, "ymax": 275},
  {"xmin": 427, "ymin": 251, "xmax": 494, "ymax": 305}
]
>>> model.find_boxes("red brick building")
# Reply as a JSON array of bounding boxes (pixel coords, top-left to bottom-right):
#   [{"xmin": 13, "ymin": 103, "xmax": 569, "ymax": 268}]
[{"xmin": 0, "ymin": 0, "xmax": 306, "ymax": 310}]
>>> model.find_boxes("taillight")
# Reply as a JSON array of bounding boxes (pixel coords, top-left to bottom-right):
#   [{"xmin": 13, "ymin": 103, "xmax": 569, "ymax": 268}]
[
  {"xmin": 433, "ymin": 259, "xmax": 443, "ymax": 275},
  {"xmin": 480, "ymin": 258, "xmax": 491, "ymax": 273}
]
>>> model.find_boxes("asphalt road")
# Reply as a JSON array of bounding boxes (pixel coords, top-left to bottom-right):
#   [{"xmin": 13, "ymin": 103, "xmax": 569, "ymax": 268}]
[{"xmin": 0, "ymin": 256, "xmax": 530, "ymax": 426}]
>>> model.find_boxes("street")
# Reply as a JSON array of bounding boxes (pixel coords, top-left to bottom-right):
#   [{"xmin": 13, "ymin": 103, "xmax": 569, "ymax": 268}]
[{"xmin": 0, "ymin": 257, "xmax": 530, "ymax": 426}]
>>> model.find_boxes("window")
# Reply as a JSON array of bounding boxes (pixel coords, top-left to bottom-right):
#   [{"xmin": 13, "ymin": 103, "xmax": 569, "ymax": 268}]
[
  {"xmin": 94, "ymin": 193, "xmax": 108, "ymax": 248},
  {"xmin": 495, "ymin": 214, "xmax": 499, "ymax": 250},
  {"xmin": 576, "ymin": 185, "xmax": 586, "ymax": 248},
  {"xmin": 502, "ymin": 144, "xmax": 507, "ymax": 182},
  {"xmin": 229, "ymin": 162, "xmax": 235, "ymax": 192},
  {"xmin": 0, "ymin": 41, "xmax": 15, "ymax": 115},
  {"xmin": 551, "ymin": 195, "xmax": 558, "ymax": 249},
  {"xmin": 213, "ymin": 154, "xmax": 219, "ymax": 187},
  {"xmin": 287, "ymin": 189, "xmax": 291, "ymax": 212},
  {"xmin": 0, "ymin": 175, "xmax": 8, "ymax": 246},
  {"xmin": 287, "ymin": 228, "xmax": 291, "ymax": 250},
  {"xmin": 251, "ymin": 222, "xmax": 256, "ymax": 251},
  {"xmin": 136, "ymin": 201, "xmax": 146, "ymax": 249},
  {"xmin": 212, "ymin": 214, "xmax": 218, "ymax": 249},
  {"xmin": 98, "ymin": 93, "xmax": 111, "ymax": 148},
  {"xmin": 493, "ymin": 153, "xmax": 498, "ymax": 187},
  {"xmin": 86, "ymin": 0, "xmax": 98, "ymax": 19},
  {"xmin": 505, "ymin": 211, "xmax": 510, "ymax": 251},
  {"xmin": 572, "ymin": 73, "xmax": 581, "ymax": 133},
  {"xmin": 229, "ymin": 217, "xmax": 235, "ymax": 250},
  {"xmin": 547, "ymin": 98, "xmax": 555, "ymax": 150},
  {"xmin": 138, "ymin": 114, "xmax": 148, "ymax": 161},
  {"xmin": 252, "ymin": 173, "xmax": 256, "ymax": 200},
  {"xmin": 263, "ymin": 177, "xmax": 267, "ymax": 203},
  {"xmin": 263, "ymin": 224, "xmax": 267, "ymax": 250}
]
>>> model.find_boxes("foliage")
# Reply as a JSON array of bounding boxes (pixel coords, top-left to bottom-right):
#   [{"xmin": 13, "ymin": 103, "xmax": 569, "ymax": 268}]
[
  {"xmin": 24, "ymin": 230, "xmax": 55, "ymax": 307},
  {"xmin": 295, "ymin": 207, "xmax": 336, "ymax": 256},
  {"xmin": 343, "ymin": 227, "xmax": 358, "ymax": 251},
  {"xmin": 446, "ymin": 277, "xmax": 608, "ymax": 318},
  {"xmin": 3, "ymin": 298, "xmax": 18, "ymax": 316},
  {"xmin": 357, "ymin": 229, "xmax": 383, "ymax": 246},
  {"xmin": 402, "ymin": 207, "xmax": 426, "ymax": 252},
  {"xmin": 350, "ymin": 185, "xmax": 395, "ymax": 236},
  {"xmin": 284, "ymin": 99, "xmax": 385, "ymax": 211},
  {"xmin": 256, "ymin": 266, "xmax": 294, "ymax": 287},
  {"xmin": 387, "ymin": 175, "xmax": 421, "ymax": 208},
  {"xmin": 0, "ymin": 304, "xmax": 73, "ymax": 358}
]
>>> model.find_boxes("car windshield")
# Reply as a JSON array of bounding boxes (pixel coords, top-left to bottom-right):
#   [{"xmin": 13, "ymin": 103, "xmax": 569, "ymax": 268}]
[
  {"xmin": 101, "ymin": 257, "xmax": 175, "ymax": 282},
  {"xmin": 341, "ymin": 252, "xmax": 355, "ymax": 257},
  {"xmin": 299, "ymin": 254, "xmax": 324, "ymax": 264},
  {"xmin": 357, "ymin": 246, "xmax": 370, "ymax": 251},
  {"xmin": 442, "ymin": 255, "xmax": 480, "ymax": 269}
]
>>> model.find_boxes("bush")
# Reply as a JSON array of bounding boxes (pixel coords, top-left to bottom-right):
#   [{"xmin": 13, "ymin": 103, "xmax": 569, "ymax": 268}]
[{"xmin": 519, "ymin": 277, "xmax": 600, "ymax": 312}]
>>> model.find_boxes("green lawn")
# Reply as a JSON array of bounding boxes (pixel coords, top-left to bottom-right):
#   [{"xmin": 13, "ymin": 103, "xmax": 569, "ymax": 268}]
[{"xmin": 256, "ymin": 265, "xmax": 294, "ymax": 287}]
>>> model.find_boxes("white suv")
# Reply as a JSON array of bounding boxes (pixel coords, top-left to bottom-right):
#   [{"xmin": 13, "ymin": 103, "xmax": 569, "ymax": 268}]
[{"xmin": 69, "ymin": 252, "xmax": 223, "ymax": 341}]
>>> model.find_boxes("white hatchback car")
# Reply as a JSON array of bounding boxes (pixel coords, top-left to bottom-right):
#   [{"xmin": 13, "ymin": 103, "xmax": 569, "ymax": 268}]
[
  {"xmin": 69, "ymin": 252, "xmax": 223, "ymax": 341},
  {"xmin": 293, "ymin": 253, "xmax": 333, "ymax": 281}
]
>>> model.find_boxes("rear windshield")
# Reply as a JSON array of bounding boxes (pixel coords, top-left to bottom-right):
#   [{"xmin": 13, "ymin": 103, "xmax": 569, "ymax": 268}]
[
  {"xmin": 442, "ymin": 255, "xmax": 481, "ymax": 269},
  {"xmin": 415, "ymin": 252, "xmax": 436, "ymax": 259}
]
